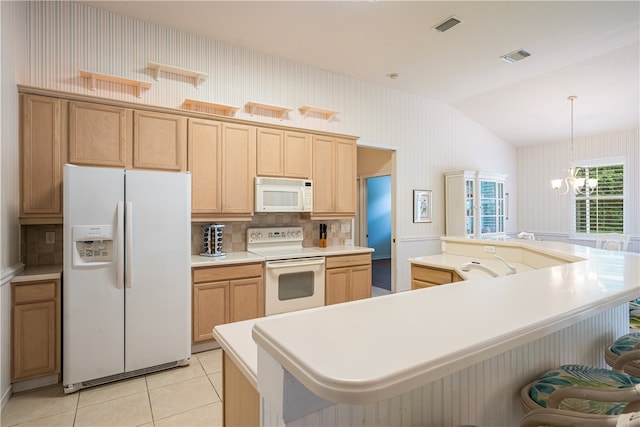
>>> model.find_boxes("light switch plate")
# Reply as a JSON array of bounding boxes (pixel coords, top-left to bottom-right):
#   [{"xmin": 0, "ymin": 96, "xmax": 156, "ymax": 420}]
[{"xmin": 46, "ymin": 231, "xmax": 55, "ymax": 244}]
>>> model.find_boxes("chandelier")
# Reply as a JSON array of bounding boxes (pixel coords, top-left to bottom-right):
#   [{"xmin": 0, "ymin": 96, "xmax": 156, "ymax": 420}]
[{"xmin": 550, "ymin": 96, "xmax": 598, "ymax": 195}]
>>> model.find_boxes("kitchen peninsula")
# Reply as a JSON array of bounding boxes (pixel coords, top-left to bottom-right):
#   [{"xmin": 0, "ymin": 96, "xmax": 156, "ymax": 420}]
[{"xmin": 214, "ymin": 238, "xmax": 640, "ymax": 426}]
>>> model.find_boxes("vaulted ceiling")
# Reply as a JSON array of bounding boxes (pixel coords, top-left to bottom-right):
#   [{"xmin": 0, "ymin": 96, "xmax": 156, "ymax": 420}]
[{"xmin": 82, "ymin": 1, "xmax": 640, "ymax": 147}]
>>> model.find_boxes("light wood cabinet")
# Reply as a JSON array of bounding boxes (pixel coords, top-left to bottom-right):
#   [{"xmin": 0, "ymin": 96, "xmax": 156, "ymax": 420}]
[
  {"xmin": 188, "ymin": 118, "xmax": 222, "ymax": 216},
  {"xmin": 192, "ymin": 263, "xmax": 263, "ymax": 343},
  {"xmin": 188, "ymin": 120, "xmax": 255, "ymax": 220},
  {"xmin": 221, "ymin": 123, "xmax": 256, "ymax": 216},
  {"xmin": 325, "ymin": 253, "xmax": 371, "ymax": 305},
  {"xmin": 256, "ymin": 128, "xmax": 311, "ymax": 178},
  {"xmin": 69, "ymin": 101, "xmax": 186, "ymax": 171},
  {"xmin": 132, "ymin": 110, "xmax": 186, "ymax": 171},
  {"xmin": 312, "ymin": 135, "xmax": 357, "ymax": 217},
  {"xmin": 411, "ymin": 264, "xmax": 464, "ymax": 289},
  {"xmin": 20, "ymin": 95, "xmax": 65, "ymax": 224},
  {"xmin": 223, "ymin": 352, "xmax": 259, "ymax": 427},
  {"xmin": 11, "ymin": 278, "xmax": 61, "ymax": 382},
  {"xmin": 68, "ymin": 101, "xmax": 128, "ymax": 168}
]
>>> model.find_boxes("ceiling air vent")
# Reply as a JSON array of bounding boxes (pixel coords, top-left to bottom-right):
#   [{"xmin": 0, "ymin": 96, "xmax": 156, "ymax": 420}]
[
  {"xmin": 500, "ymin": 49, "xmax": 531, "ymax": 63},
  {"xmin": 433, "ymin": 16, "xmax": 462, "ymax": 33}
]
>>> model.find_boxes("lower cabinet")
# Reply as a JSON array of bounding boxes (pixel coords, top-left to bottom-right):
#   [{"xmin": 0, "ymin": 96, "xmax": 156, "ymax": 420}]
[
  {"xmin": 11, "ymin": 278, "xmax": 61, "ymax": 382},
  {"xmin": 192, "ymin": 263, "xmax": 264, "ymax": 343},
  {"xmin": 325, "ymin": 253, "xmax": 372, "ymax": 305},
  {"xmin": 411, "ymin": 264, "xmax": 464, "ymax": 289},
  {"xmin": 223, "ymin": 352, "xmax": 259, "ymax": 427}
]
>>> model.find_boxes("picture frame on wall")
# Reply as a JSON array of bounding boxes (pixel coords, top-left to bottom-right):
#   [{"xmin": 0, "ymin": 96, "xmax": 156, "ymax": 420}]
[{"xmin": 413, "ymin": 190, "xmax": 432, "ymax": 223}]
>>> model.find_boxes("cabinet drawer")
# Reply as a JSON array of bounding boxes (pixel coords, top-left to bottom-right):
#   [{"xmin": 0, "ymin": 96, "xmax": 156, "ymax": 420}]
[
  {"xmin": 326, "ymin": 253, "xmax": 371, "ymax": 269},
  {"xmin": 412, "ymin": 279, "xmax": 440, "ymax": 290},
  {"xmin": 411, "ymin": 265, "xmax": 455, "ymax": 285},
  {"xmin": 13, "ymin": 281, "xmax": 57, "ymax": 304},
  {"xmin": 193, "ymin": 263, "xmax": 263, "ymax": 283}
]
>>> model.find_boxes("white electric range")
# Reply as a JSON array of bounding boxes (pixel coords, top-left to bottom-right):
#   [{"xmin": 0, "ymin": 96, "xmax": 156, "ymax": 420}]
[{"xmin": 247, "ymin": 227, "xmax": 325, "ymax": 316}]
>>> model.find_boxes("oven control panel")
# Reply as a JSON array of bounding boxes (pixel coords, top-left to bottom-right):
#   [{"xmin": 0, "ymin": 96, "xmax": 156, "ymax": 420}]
[{"xmin": 247, "ymin": 227, "xmax": 303, "ymax": 244}]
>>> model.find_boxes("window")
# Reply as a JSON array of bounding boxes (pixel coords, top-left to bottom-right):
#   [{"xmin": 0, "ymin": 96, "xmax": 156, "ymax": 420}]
[{"xmin": 574, "ymin": 162, "xmax": 624, "ymax": 234}]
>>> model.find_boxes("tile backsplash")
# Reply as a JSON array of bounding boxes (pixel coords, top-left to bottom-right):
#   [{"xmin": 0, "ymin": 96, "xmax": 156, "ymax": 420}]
[
  {"xmin": 22, "ymin": 224, "xmax": 63, "ymax": 266},
  {"xmin": 191, "ymin": 214, "xmax": 353, "ymax": 255},
  {"xmin": 20, "ymin": 216, "xmax": 354, "ymax": 265}
]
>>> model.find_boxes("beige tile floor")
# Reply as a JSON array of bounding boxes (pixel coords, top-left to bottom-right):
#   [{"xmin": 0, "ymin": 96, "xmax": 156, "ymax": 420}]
[{"xmin": 1, "ymin": 349, "xmax": 223, "ymax": 427}]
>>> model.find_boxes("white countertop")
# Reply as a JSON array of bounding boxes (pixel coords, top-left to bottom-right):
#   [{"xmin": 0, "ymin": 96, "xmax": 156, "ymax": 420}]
[
  {"xmin": 249, "ymin": 240, "xmax": 640, "ymax": 404},
  {"xmin": 191, "ymin": 246, "xmax": 373, "ymax": 267},
  {"xmin": 11, "ymin": 264, "xmax": 63, "ymax": 282},
  {"xmin": 191, "ymin": 252, "xmax": 264, "ymax": 267}
]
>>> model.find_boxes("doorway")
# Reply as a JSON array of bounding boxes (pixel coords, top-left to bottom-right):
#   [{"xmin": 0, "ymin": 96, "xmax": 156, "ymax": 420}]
[{"xmin": 356, "ymin": 146, "xmax": 395, "ymax": 295}]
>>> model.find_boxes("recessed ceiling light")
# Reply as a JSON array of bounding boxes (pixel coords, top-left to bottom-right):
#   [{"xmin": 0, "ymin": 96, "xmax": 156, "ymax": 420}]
[
  {"xmin": 500, "ymin": 49, "xmax": 531, "ymax": 63},
  {"xmin": 387, "ymin": 73, "xmax": 399, "ymax": 80},
  {"xmin": 433, "ymin": 16, "xmax": 463, "ymax": 33}
]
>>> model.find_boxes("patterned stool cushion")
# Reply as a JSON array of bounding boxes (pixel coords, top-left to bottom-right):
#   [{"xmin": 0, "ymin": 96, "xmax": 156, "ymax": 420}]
[
  {"xmin": 630, "ymin": 300, "xmax": 640, "ymax": 330},
  {"xmin": 527, "ymin": 365, "xmax": 640, "ymax": 415},
  {"xmin": 609, "ymin": 332, "xmax": 640, "ymax": 356}
]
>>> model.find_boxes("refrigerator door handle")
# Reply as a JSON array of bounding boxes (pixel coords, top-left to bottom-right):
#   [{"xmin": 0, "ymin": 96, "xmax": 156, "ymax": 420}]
[
  {"xmin": 117, "ymin": 202, "xmax": 125, "ymax": 289},
  {"xmin": 126, "ymin": 201, "xmax": 133, "ymax": 288}
]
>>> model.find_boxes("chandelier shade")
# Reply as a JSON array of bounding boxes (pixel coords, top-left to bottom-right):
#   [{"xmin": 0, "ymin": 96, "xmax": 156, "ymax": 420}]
[{"xmin": 551, "ymin": 96, "xmax": 598, "ymax": 195}]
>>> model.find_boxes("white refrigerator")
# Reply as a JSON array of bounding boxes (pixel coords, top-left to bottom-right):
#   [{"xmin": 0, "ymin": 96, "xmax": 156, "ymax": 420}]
[{"xmin": 63, "ymin": 164, "xmax": 191, "ymax": 393}]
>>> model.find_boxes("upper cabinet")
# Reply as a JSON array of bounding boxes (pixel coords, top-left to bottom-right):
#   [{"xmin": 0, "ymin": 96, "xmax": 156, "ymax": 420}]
[
  {"xmin": 132, "ymin": 110, "xmax": 186, "ymax": 171},
  {"xmin": 445, "ymin": 170, "xmax": 507, "ymax": 238},
  {"xmin": 221, "ymin": 123, "xmax": 256, "ymax": 216},
  {"xmin": 312, "ymin": 135, "xmax": 357, "ymax": 217},
  {"xmin": 69, "ymin": 101, "xmax": 186, "ymax": 171},
  {"xmin": 20, "ymin": 95, "xmax": 65, "ymax": 224},
  {"xmin": 188, "ymin": 119, "xmax": 255, "ymax": 220},
  {"xmin": 256, "ymin": 128, "xmax": 311, "ymax": 179},
  {"xmin": 69, "ymin": 101, "xmax": 128, "ymax": 168}
]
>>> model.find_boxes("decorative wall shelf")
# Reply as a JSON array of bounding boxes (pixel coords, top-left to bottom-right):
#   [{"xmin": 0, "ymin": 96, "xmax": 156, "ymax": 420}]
[
  {"xmin": 183, "ymin": 99, "xmax": 239, "ymax": 116},
  {"xmin": 299, "ymin": 105, "xmax": 338, "ymax": 120},
  {"xmin": 148, "ymin": 62, "xmax": 208, "ymax": 88},
  {"xmin": 245, "ymin": 101, "xmax": 292, "ymax": 119},
  {"xmin": 79, "ymin": 70, "xmax": 151, "ymax": 98}
]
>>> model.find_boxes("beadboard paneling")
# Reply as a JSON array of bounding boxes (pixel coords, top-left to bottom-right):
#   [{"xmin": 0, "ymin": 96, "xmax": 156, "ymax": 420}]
[{"xmin": 265, "ymin": 305, "xmax": 627, "ymax": 426}]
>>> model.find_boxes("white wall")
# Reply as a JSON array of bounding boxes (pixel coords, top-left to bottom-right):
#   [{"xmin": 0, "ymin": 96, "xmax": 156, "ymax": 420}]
[
  {"xmin": 1, "ymin": 0, "xmax": 28, "ymax": 409},
  {"xmin": 17, "ymin": 1, "xmax": 518, "ymax": 292},
  {"xmin": 517, "ymin": 128, "xmax": 639, "ymax": 252}
]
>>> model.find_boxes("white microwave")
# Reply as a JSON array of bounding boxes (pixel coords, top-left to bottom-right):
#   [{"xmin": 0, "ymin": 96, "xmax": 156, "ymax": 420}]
[{"xmin": 255, "ymin": 177, "xmax": 313, "ymax": 212}]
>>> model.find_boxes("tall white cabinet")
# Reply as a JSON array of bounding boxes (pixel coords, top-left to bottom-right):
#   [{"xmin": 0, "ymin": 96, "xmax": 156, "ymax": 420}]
[{"xmin": 444, "ymin": 170, "xmax": 507, "ymax": 238}]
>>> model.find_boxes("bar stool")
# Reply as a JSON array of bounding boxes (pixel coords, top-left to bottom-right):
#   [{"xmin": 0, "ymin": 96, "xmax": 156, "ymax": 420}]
[
  {"xmin": 520, "ymin": 408, "xmax": 640, "ymax": 427},
  {"xmin": 521, "ymin": 350, "xmax": 640, "ymax": 416},
  {"xmin": 606, "ymin": 332, "xmax": 640, "ymax": 378}
]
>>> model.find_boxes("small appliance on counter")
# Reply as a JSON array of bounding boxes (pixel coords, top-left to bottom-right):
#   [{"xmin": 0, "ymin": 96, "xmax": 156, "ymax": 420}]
[{"xmin": 201, "ymin": 224, "xmax": 225, "ymax": 257}]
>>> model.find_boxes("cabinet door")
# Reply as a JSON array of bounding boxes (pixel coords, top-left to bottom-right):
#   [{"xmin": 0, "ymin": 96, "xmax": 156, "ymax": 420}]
[
  {"xmin": 334, "ymin": 138, "xmax": 357, "ymax": 214},
  {"xmin": 221, "ymin": 123, "xmax": 255, "ymax": 214},
  {"xmin": 325, "ymin": 268, "xmax": 350, "ymax": 305},
  {"xmin": 12, "ymin": 301, "xmax": 57, "ymax": 380},
  {"xmin": 188, "ymin": 118, "xmax": 222, "ymax": 215},
  {"xmin": 21, "ymin": 95, "xmax": 63, "ymax": 218},
  {"xmin": 312, "ymin": 135, "xmax": 335, "ymax": 214},
  {"xmin": 256, "ymin": 128, "xmax": 283, "ymax": 177},
  {"xmin": 283, "ymin": 131, "xmax": 311, "ymax": 178},
  {"xmin": 133, "ymin": 110, "xmax": 186, "ymax": 171},
  {"xmin": 229, "ymin": 277, "xmax": 264, "ymax": 323},
  {"xmin": 69, "ymin": 101, "xmax": 127, "ymax": 167},
  {"xmin": 193, "ymin": 281, "xmax": 228, "ymax": 343},
  {"xmin": 350, "ymin": 265, "xmax": 372, "ymax": 301}
]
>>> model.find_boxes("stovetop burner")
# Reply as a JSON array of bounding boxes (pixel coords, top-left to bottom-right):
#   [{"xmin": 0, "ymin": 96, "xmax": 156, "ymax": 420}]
[{"xmin": 246, "ymin": 227, "xmax": 319, "ymax": 260}]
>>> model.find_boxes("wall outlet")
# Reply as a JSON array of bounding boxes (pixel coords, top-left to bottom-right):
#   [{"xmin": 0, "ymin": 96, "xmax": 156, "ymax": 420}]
[
  {"xmin": 341, "ymin": 223, "xmax": 350, "ymax": 233},
  {"xmin": 331, "ymin": 224, "xmax": 337, "ymax": 233},
  {"xmin": 483, "ymin": 245, "xmax": 496, "ymax": 254},
  {"xmin": 45, "ymin": 231, "xmax": 55, "ymax": 244}
]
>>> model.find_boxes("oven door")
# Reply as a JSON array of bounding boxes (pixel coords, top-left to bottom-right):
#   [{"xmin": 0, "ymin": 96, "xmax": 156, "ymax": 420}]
[{"xmin": 264, "ymin": 257, "xmax": 325, "ymax": 316}]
